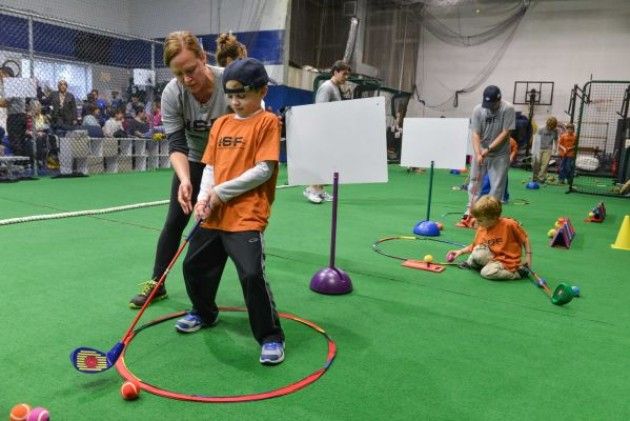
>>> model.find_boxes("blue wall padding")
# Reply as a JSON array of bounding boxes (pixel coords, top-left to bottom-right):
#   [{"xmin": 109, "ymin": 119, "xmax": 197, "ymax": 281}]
[{"xmin": 1, "ymin": 13, "xmax": 284, "ymax": 68}]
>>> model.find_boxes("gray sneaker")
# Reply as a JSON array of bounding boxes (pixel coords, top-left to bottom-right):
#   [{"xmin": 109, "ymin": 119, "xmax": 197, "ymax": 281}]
[{"xmin": 129, "ymin": 280, "xmax": 167, "ymax": 309}]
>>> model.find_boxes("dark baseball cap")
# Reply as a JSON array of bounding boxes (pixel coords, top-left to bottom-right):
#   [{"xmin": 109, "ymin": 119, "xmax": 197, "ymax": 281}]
[
  {"xmin": 222, "ymin": 58, "xmax": 269, "ymax": 94},
  {"xmin": 482, "ymin": 85, "xmax": 501, "ymax": 109}
]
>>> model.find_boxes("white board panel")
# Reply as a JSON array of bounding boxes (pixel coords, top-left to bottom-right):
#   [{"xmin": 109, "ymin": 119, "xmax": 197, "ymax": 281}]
[
  {"xmin": 286, "ymin": 96, "xmax": 388, "ymax": 185},
  {"xmin": 400, "ymin": 118, "xmax": 469, "ymax": 169},
  {"xmin": 3, "ymin": 77, "xmax": 36, "ymax": 98}
]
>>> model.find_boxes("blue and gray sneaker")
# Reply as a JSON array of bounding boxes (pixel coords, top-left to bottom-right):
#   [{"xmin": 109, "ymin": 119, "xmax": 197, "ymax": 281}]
[
  {"xmin": 175, "ymin": 312, "xmax": 218, "ymax": 333},
  {"xmin": 259, "ymin": 341, "xmax": 285, "ymax": 365}
]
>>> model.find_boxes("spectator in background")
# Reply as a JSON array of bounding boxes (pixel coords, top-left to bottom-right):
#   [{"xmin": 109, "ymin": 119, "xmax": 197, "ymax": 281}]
[
  {"xmin": 532, "ymin": 116, "xmax": 558, "ymax": 183},
  {"xmin": 110, "ymin": 90, "xmax": 124, "ymax": 111},
  {"xmin": 215, "ymin": 32, "xmax": 247, "ymax": 67},
  {"xmin": 50, "ymin": 79, "xmax": 77, "ymax": 133},
  {"xmin": 103, "ymin": 108, "xmax": 126, "ymax": 138},
  {"xmin": 127, "ymin": 105, "xmax": 149, "ymax": 138},
  {"xmin": 81, "ymin": 103, "xmax": 103, "ymax": 138},
  {"xmin": 82, "ymin": 89, "xmax": 98, "ymax": 118},
  {"xmin": 81, "ymin": 103, "xmax": 100, "ymax": 127},
  {"xmin": 30, "ymin": 99, "xmax": 54, "ymax": 167},
  {"xmin": 303, "ymin": 60, "xmax": 352, "ymax": 204},
  {"xmin": 0, "ymin": 66, "xmax": 29, "ymax": 157},
  {"xmin": 125, "ymin": 93, "xmax": 143, "ymax": 117},
  {"xmin": 152, "ymin": 101, "xmax": 162, "ymax": 127}
]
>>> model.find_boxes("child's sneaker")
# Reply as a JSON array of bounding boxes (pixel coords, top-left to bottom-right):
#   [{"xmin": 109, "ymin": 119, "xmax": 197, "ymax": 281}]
[
  {"xmin": 303, "ymin": 187, "xmax": 323, "ymax": 204},
  {"xmin": 175, "ymin": 312, "xmax": 218, "ymax": 333},
  {"xmin": 129, "ymin": 279, "xmax": 167, "ymax": 309},
  {"xmin": 259, "ymin": 341, "xmax": 285, "ymax": 365},
  {"xmin": 456, "ymin": 214, "xmax": 476, "ymax": 228},
  {"xmin": 319, "ymin": 191, "xmax": 334, "ymax": 202}
]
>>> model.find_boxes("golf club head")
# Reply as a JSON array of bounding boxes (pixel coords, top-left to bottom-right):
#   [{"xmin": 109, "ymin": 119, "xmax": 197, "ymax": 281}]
[
  {"xmin": 70, "ymin": 346, "xmax": 113, "ymax": 373},
  {"xmin": 551, "ymin": 282, "xmax": 574, "ymax": 306}
]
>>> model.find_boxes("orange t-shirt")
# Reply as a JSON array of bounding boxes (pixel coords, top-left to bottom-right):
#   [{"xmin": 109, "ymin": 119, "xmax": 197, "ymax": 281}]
[
  {"xmin": 509, "ymin": 138, "xmax": 518, "ymax": 161},
  {"xmin": 558, "ymin": 132, "xmax": 576, "ymax": 158},
  {"xmin": 200, "ymin": 111, "xmax": 280, "ymax": 232},
  {"xmin": 472, "ymin": 217, "xmax": 528, "ymax": 271}
]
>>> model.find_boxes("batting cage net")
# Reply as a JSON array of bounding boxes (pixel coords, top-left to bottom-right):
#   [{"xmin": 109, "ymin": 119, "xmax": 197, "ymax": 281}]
[
  {"xmin": 570, "ymin": 80, "xmax": 630, "ymax": 197},
  {"xmin": 0, "ymin": 6, "xmax": 169, "ymax": 181}
]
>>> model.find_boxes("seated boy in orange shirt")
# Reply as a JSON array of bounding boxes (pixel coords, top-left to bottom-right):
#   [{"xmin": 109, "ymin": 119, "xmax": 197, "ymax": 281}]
[{"xmin": 449, "ymin": 195, "xmax": 532, "ymax": 280}]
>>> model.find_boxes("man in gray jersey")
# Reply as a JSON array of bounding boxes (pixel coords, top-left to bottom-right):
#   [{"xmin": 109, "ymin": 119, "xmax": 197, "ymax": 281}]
[
  {"xmin": 129, "ymin": 31, "xmax": 230, "ymax": 308},
  {"xmin": 458, "ymin": 85, "xmax": 515, "ymax": 228},
  {"xmin": 303, "ymin": 60, "xmax": 352, "ymax": 204}
]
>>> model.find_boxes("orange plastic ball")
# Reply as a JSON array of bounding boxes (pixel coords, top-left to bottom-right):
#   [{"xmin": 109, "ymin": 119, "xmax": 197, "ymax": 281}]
[
  {"xmin": 10, "ymin": 403, "xmax": 31, "ymax": 421},
  {"xmin": 120, "ymin": 381, "xmax": 140, "ymax": 400}
]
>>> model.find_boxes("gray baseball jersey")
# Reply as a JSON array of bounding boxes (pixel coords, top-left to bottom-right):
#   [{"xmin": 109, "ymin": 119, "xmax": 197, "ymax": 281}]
[
  {"xmin": 161, "ymin": 65, "xmax": 229, "ymax": 162},
  {"xmin": 470, "ymin": 101, "xmax": 515, "ymax": 157},
  {"xmin": 315, "ymin": 80, "xmax": 344, "ymax": 103}
]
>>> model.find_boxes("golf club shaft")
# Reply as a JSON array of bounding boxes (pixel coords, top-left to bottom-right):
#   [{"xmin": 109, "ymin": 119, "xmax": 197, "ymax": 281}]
[{"xmin": 120, "ymin": 219, "xmax": 203, "ymax": 344}]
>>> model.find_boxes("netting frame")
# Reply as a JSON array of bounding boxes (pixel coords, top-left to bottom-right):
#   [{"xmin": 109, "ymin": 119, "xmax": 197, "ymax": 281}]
[{"xmin": 569, "ymin": 80, "xmax": 630, "ymax": 198}]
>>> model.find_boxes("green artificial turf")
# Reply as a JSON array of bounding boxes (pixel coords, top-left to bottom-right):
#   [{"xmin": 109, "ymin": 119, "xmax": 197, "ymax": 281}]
[{"xmin": 1, "ymin": 165, "xmax": 629, "ymax": 420}]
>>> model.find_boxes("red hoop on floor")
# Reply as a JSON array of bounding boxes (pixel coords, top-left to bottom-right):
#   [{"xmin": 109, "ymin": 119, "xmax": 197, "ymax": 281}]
[{"xmin": 115, "ymin": 306, "xmax": 336, "ymax": 402}]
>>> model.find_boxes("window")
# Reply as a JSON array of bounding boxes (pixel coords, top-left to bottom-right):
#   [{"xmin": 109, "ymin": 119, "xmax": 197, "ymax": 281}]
[{"xmin": 21, "ymin": 58, "xmax": 92, "ymax": 100}]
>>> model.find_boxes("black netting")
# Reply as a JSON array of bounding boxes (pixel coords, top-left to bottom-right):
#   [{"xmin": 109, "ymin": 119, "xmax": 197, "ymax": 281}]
[
  {"xmin": 1, "ymin": 8, "xmax": 165, "ymax": 180},
  {"xmin": 571, "ymin": 81, "xmax": 630, "ymax": 197}
]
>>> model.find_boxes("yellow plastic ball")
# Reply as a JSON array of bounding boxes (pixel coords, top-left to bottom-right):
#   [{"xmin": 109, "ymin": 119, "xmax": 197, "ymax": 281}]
[
  {"xmin": 424, "ymin": 254, "xmax": 433, "ymax": 263},
  {"xmin": 547, "ymin": 229, "xmax": 556, "ymax": 238}
]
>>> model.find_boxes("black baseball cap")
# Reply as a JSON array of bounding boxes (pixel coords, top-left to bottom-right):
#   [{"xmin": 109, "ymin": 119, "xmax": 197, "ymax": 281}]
[
  {"xmin": 222, "ymin": 58, "xmax": 269, "ymax": 94},
  {"xmin": 482, "ymin": 85, "xmax": 501, "ymax": 109}
]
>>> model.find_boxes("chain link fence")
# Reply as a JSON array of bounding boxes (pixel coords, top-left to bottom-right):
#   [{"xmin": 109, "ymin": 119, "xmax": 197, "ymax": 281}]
[
  {"xmin": 571, "ymin": 80, "xmax": 630, "ymax": 197},
  {"xmin": 0, "ymin": 6, "xmax": 172, "ymax": 181}
]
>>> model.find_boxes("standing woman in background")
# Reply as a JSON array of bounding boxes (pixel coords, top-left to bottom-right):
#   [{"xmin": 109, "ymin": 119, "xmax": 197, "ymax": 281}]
[{"xmin": 128, "ymin": 31, "xmax": 232, "ymax": 308}]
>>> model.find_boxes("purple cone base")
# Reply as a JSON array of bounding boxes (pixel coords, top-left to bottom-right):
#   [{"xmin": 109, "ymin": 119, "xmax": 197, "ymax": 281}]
[{"xmin": 310, "ymin": 267, "xmax": 353, "ymax": 295}]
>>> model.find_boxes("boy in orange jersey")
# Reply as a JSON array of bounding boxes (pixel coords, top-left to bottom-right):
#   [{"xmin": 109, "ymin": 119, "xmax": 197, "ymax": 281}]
[
  {"xmin": 448, "ymin": 195, "xmax": 532, "ymax": 280},
  {"xmin": 176, "ymin": 58, "xmax": 285, "ymax": 365},
  {"xmin": 558, "ymin": 123, "xmax": 576, "ymax": 184}
]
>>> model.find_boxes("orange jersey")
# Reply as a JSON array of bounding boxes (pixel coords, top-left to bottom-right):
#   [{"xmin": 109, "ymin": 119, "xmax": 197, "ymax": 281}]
[
  {"xmin": 509, "ymin": 137, "xmax": 518, "ymax": 161},
  {"xmin": 510, "ymin": 138, "xmax": 517, "ymax": 155},
  {"xmin": 201, "ymin": 111, "xmax": 280, "ymax": 232},
  {"xmin": 558, "ymin": 132, "xmax": 576, "ymax": 157},
  {"xmin": 472, "ymin": 217, "xmax": 528, "ymax": 271}
]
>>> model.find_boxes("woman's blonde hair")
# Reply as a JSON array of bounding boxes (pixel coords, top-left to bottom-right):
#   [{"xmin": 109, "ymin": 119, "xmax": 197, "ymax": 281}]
[
  {"xmin": 215, "ymin": 33, "xmax": 247, "ymax": 67},
  {"xmin": 163, "ymin": 31, "xmax": 205, "ymax": 67},
  {"xmin": 471, "ymin": 195, "xmax": 502, "ymax": 220}
]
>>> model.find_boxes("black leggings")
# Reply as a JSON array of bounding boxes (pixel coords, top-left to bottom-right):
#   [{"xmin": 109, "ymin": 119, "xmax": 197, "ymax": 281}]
[{"xmin": 152, "ymin": 161, "xmax": 205, "ymax": 280}]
